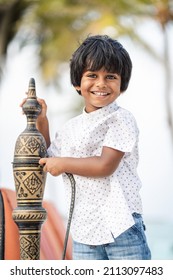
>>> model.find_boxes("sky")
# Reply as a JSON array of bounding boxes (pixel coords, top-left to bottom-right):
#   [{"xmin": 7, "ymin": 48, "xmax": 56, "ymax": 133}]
[{"xmin": 0, "ymin": 19, "xmax": 173, "ymax": 224}]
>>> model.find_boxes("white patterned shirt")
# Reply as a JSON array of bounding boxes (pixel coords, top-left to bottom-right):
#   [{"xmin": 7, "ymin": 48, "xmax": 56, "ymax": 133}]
[{"xmin": 48, "ymin": 101, "xmax": 143, "ymax": 245}]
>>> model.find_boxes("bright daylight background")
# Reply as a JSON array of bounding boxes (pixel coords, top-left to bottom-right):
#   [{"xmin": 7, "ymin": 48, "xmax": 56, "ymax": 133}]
[{"xmin": 0, "ymin": 20, "xmax": 173, "ymax": 259}]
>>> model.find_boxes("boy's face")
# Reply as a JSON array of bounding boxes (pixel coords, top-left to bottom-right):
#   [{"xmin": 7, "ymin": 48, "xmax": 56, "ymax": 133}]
[{"xmin": 75, "ymin": 68, "xmax": 121, "ymax": 113}]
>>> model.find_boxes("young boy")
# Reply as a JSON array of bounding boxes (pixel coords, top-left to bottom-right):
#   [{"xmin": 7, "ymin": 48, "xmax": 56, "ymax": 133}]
[{"xmin": 37, "ymin": 35, "xmax": 151, "ymax": 260}]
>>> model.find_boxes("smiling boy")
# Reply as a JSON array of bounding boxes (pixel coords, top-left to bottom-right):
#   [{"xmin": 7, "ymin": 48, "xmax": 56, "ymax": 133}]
[{"xmin": 36, "ymin": 35, "xmax": 151, "ymax": 260}]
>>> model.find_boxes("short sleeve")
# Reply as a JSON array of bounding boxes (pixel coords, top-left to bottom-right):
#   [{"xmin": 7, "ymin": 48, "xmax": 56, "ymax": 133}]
[{"xmin": 103, "ymin": 109, "xmax": 139, "ymax": 153}]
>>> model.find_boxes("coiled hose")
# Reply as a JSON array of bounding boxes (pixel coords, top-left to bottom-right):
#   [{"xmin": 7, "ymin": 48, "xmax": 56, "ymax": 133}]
[{"xmin": 62, "ymin": 173, "xmax": 76, "ymax": 260}]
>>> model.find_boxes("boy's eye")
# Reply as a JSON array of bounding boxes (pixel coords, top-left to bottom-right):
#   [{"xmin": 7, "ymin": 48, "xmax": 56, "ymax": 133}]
[
  {"xmin": 106, "ymin": 75, "xmax": 117, "ymax": 80},
  {"xmin": 86, "ymin": 73, "xmax": 97, "ymax": 78}
]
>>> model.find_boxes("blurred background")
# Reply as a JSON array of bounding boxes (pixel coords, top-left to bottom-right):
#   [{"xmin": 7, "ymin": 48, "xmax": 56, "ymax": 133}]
[{"xmin": 0, "ymin": 0, "xmax": 173, "ymax": 259}]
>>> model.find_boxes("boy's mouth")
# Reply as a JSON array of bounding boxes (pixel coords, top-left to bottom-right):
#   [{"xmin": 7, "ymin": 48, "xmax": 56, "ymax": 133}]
[{"xmin": 91, "ymin": 91, "xmax": 110, "ymax": 96}]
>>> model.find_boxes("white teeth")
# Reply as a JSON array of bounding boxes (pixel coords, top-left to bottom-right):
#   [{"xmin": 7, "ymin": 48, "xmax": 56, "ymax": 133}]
[{"xmin": 93, "ymin": 92, "xmax": 108, "ymax": 96}]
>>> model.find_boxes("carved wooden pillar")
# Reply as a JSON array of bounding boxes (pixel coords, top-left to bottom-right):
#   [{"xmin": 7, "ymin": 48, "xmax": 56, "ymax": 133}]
[{"xmin": 12, "ymin": 78, "xmax": 47, "ymax": 260}]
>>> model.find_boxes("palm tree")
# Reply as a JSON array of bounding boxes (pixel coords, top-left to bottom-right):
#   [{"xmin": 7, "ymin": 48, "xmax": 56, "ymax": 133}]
[{"xmin": 136, "ymin": 0, "xmax": 173, "ymax": 141}]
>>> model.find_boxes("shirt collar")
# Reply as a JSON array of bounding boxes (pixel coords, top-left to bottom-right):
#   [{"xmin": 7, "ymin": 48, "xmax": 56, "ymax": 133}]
[{"xmin": 82, "ymin": 101, "xmax": 119, "ymax": 120}]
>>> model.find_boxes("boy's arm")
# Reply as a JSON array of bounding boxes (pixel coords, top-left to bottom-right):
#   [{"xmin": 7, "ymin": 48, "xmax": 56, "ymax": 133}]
[
  {"xmin": 37, "ymin": 115, "xmax": 51, "ymax": 148},
  {"xmin": 36, "ymin": 98, "xmax": 51, "ymax": 148},
  {"xmin": 39, "ymin": 146, "xmax": 124, "ymax": 177}
]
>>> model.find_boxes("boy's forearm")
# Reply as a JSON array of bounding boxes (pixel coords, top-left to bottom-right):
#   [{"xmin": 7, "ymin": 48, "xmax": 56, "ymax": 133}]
[
  {"xmin": 37, "ymin": 116, "xmax": 51, "ymax": 148},
  {"xmin": 60, "ymin": 156, "xmax": 118, "ymax": 177},
  {"xmin": 39, "ymin": 147, "xmax": 124, "ymax": 177}
]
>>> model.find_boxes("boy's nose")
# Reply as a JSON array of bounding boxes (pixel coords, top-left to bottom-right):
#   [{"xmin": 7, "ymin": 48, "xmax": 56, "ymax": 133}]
[{"xmin": 96, "ymin": 78, "xmax": 107, "ymax": 88}]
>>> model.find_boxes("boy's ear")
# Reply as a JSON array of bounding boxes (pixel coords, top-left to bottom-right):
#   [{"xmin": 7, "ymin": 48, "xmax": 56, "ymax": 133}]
[
  {"xmin": 74, "ymin": 86, "xmax": 82, "ymax": 95},
  {"xmin": 75, "ymin": 86, "xmax": 81, "ymax": 91}
]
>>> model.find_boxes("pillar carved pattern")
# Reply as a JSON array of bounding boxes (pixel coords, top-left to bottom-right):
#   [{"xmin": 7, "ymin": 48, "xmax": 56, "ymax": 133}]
[{"xmin": 12, "ymin": 78, "xmax": 47, "ymax": 260}]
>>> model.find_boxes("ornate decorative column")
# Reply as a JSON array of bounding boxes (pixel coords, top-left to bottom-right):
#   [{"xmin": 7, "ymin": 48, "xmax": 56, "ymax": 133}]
[{"xmin": 12, "ymin": 78, "xmax": 47, "ymax": 260}]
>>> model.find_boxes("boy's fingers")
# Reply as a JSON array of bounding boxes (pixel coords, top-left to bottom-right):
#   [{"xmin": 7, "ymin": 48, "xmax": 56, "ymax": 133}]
[
  {"xmin": 37, "ymin": 98, "xmax": 47, "ymax": 109},
  {"xmin": 37, "ymin": 98, "xmax": 44, "ymax": 104},
  {"xmin": 39, "ymin": 158, "xmax": 47, "ymax": 165}
]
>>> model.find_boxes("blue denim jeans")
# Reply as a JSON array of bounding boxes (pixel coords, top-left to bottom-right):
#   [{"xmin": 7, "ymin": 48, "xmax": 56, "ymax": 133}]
[{"xmin": 72, "ymin": 213, "xmax": 151, "ymax": 260}]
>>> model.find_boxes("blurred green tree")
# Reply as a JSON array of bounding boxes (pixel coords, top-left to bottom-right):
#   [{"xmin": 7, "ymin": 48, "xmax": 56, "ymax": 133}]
[
  {"xmin": 0, "ymin": 0, "xmax": 173, "ymax": 137},
  {"xmin": 0, "ymin": 0, "xmax": 172, "ymax": 81}
]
